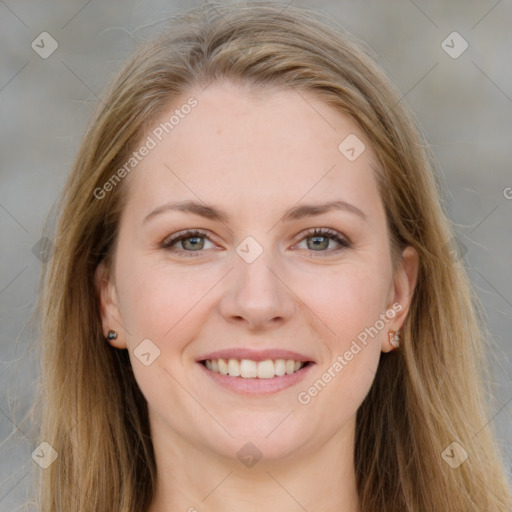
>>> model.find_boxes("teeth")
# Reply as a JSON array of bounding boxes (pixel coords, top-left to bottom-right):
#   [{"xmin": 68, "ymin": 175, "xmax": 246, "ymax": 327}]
[
  {"xmin": 228, "ymin": 358, "xmax": 240, "ymax": 377},
  {"xmin": 275, "ymin": 359, "xmax": 286, "ymax": 376},
  {"xmin": 218, "ymin": 358, "xmax": 228, "ymax": 375},
  {"xmin": 203, "ymin": 358, "xmax": 306, "ymax": 378},
  {"xmin": 240, "ymin": 359, "xmax": 258, "ymax": 378}
]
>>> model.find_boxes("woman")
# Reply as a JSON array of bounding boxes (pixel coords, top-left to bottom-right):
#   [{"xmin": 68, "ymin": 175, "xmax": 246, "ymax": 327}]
[{"xmin": 31, "ymin": 2, "xmax": 512, "ymax": 511}]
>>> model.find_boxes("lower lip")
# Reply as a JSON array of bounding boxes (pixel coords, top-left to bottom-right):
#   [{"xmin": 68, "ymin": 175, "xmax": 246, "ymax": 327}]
[{"xmin": 197, "ymin": 362, "xmax": 315, "ymax": 396}]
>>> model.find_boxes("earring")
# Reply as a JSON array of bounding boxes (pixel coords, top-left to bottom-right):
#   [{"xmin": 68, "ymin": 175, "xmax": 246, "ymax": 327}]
[
  {"xmin": 106, "ymin": 329, "xmax": 118, "ymax": 341},
  {"xmin": 388, "ymin": 329, "xmax": 400, "ymax": 349}
]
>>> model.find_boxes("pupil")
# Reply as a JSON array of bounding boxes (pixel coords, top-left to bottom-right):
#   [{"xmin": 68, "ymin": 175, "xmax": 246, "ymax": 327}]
[
  {"xmin": 184, "ymin": 237, "xmax": 204, "ymax": 250},
  {"xmin": 309, "ymin": 236, "xmax": 328, "ymax": 250}
]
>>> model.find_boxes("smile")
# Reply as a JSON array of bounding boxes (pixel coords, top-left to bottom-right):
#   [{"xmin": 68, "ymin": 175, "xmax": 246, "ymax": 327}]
[
  {"xmin": 202, "ymin": 358, "xmax": 310, "ymax": 378},
  {"xmin": 198, "ymin": 358, "xmax": 315, "ymax": 396}
]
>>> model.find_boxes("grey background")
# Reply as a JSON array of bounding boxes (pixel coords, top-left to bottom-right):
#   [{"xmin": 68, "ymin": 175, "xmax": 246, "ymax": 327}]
[{"xmin": 1, "ymin": 0, "xmax": 511, "ymax": 509}]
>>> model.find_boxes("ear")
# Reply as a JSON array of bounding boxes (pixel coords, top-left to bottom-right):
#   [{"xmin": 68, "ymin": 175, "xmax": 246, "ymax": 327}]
[
  {"xmin": 94, "ymin": 260, "xmax": 127, "ymax": 349},
  {"xmin": 382, "ymin": 245, "xmax": 419, "ymax": 353}
]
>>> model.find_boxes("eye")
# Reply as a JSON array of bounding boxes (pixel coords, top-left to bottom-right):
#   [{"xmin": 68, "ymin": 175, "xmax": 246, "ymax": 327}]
[
  {"xmin": 161, "ymin": 229, "xmax": 216, "ymax": 257},
  {"xmin": 161, "ymin": 227, "xmax": 351, "ymax": 258},
  {"xmin": 294, "ymin": 228, "xmax": 351, "ymax": 255}
]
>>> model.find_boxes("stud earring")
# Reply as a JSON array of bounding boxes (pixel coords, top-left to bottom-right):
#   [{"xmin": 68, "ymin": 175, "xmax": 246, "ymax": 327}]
[
  {"xmin": 388, "ymin": 329, "xmax": 400, "ymax": 349},
  {"xmin": 106, "ymin": 329, "xmax": 118, "ymax": 342}
]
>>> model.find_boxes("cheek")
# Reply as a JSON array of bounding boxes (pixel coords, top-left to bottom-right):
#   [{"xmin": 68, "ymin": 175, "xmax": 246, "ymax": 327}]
[
  {"xmin": 295, "ymin": 265, "xmax": 386, "ymax": 423},
  {"xmin": 115, "ymin": 250, "xmax": 219, "ymax": 340},
  {"xmin": 314, "ymin": 346, "xmax": 381, "ymax": 430},
  {"xmin": 290, "ymin": 260, "xmax": 392, "ymax": 343}
]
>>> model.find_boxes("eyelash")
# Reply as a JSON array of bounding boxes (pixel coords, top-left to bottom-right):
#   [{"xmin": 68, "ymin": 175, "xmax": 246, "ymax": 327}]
[{"xmin": 160, "ymin": 228, "xmax": 352, "ymax": 258}]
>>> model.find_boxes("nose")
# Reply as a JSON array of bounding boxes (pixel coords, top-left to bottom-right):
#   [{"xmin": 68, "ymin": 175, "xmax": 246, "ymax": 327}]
[{"xmin": 218, "ymin": 247, "xmax": 296, "ymax": 332}]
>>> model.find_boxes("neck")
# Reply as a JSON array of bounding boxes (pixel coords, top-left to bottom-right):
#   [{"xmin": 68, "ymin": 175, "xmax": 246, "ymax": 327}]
[{"xmin": 146, "ymin": 415, "xmax": 361, "ymax": 512}]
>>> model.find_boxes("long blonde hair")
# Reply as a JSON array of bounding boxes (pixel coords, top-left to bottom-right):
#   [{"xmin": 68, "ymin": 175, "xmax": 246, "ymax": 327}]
[{"xmin": 30, "ymin": 2, "xmax": 511, "ymax": 511}]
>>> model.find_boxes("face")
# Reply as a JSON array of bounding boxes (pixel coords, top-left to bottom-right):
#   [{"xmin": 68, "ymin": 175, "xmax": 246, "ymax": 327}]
[{"xmin": 95, "ymin": 80, "xmax": 418, "ymax": 462}]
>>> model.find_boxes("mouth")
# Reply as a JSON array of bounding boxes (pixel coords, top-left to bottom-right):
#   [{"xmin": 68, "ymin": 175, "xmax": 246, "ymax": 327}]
[
  {"xmin": 199, "ymin": 358, "xmax": 313, "ymax": 379},
  {"xmin": 195, "ymin": 348, "xmax": 316, "ymax": 395},
  {"xmin": 197, "ymin": 356, "xmax": 315, "ymax": 395}
]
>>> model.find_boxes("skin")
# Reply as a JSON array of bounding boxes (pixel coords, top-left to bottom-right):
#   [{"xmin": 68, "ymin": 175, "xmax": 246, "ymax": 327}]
[{"xmin": 95, "ymin": 80, "xmax": 419, "ymax": 512}]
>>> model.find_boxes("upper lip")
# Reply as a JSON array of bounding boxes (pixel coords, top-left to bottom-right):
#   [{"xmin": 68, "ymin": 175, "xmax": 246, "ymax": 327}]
[{"xmin": 197, "ymin": 348, "xmax": 315, "ymax": 363}]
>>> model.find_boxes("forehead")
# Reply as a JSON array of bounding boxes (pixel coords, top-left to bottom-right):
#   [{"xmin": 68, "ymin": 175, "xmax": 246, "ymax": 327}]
[{"xmin": 122, "ymin": 81, "xmax": 383, "ymax": 225}]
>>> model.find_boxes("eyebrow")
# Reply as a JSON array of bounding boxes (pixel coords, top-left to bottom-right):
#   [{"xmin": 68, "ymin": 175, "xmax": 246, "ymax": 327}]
[{"xmin": 143, "ymin": 199, "xmax": 367, "ymax": 225}]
